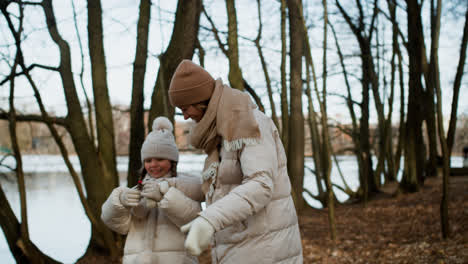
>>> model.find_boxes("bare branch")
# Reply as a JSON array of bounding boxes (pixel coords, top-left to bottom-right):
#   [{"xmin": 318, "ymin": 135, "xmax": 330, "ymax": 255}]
[
  {"xmin": 0, "ymin": 63, "xmax": 59, "ymax": 85},
  {"xmin": 201, "ymin": 6, "xmax": 228, "ymax": 56},
  {"xmin": 0, "ymin": 112, "xmax": 67, "ymax": 126}
]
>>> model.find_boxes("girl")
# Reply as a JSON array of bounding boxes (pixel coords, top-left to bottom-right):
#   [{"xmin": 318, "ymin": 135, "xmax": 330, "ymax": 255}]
[{"xmin": 101, "ymin": 116, "xmax": 204, "ymax": 264}]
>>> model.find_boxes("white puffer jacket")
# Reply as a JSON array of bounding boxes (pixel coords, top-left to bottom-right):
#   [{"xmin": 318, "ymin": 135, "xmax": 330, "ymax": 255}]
[
  {"xmin": 200, "ymin": 109, "xmax": 303, "ymax": 264},
  {"xmin": 101, "ymin": 173, "xmax": 204, "ymax": 264}
]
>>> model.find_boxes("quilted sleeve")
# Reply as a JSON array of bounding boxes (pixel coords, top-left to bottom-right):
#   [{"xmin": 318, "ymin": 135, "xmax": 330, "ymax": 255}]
[
  {"xmin": 158, "ymin": 187, "xmax": 202, "ymax": 227},
  {"xmin": 101, "ymin": 187, "xmax": 133, "ymax": 235}
]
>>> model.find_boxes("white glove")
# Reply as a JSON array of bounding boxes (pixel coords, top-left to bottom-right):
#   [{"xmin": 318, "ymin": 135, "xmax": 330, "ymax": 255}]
[
  {"xmin": 181, "ymin": 216, "xmax": 215, "ymax": 256},
  {"xmin": 119, "ymin": 187, "xmax": 141, "ymax": 207},
  {"xmin": 141, "ymin": 180, "xmax": 163, "ymax": 202},
  {"xmin": 159, "ymin": 181, "xmax": 170, "ymax": 194}
]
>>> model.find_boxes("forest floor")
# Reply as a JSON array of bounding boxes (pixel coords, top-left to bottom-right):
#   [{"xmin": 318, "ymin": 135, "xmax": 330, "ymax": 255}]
[{"xmin": 198, "ymin": 174, "xmax": 468, "ymax": 264}]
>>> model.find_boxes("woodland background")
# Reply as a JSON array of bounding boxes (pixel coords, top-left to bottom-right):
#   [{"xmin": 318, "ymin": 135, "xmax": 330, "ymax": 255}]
[{"xmin": 0, "ymin": 0, "xmax": 467, "ymax": 263}]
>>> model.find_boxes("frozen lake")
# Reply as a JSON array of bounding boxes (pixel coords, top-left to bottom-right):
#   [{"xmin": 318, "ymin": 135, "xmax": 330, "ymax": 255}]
[{"xmin": 0, "ymin": 154, "xmax": 463, "ymax": 263}]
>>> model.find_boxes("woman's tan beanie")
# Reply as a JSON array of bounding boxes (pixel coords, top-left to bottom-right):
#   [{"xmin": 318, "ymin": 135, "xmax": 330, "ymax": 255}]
[{"xmin": 169, "ymin": 59, "xmax": 215, "ymax": 107}]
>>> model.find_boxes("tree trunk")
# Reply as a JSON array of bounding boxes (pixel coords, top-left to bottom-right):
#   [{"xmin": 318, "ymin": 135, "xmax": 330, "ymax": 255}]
[
  {"xmin": 385, "ymin": 0, "xmax": 399, "ymax": 182},
  {"xmin": 401, "ymin": 0, "xmax": 426, "ymax": 192},
  {"xmin": 395, "ymin": 39, "xmax": 406, "ymax": 176},
  {"xmin": 430, "ymin": 0, "xmax": 450, "ymax": 238},
  {"xmin": 280, "ymin": 0, "xmax": 289, "ymax": 152},
  {"xmin": 42, "ymin": 0, "xmax": 120, "ymax": 258},
  {"xmin": 148, "ymin": 0, "xmax": 202, "ymax": 125},
  {"xmin": 336, "ymin": 0, "xmax": 378, "ymax": 201},
  {"xmin": 301, "ymin": 4, "xmax": 325, "ymax": 206},
  {"xmin": 329, "ymin": 21, "xmax": 363, "ymax": 190},
  {"xmin": 305, "ymin": 54, "xmax": 326, "ymax": 207},
  {"xmin": 286, "ymin": 0, "xmax": 305, "ymax": 212},
  {"xmin": 87, "ymin": 0, "xmax": 119, "ymax": 187},
  {"xmin": 422, "ymin": 0, "xmax": 443, "ymax": 178},
  {"xmin": 447, "ymin": 7, "xmax": 468, "ymax": 156},
  {"xmin": 320, "ymin": 0, "xmax": 336, "ymax": 241},
  {"xmin": 225, "ymin": 0, "xmax": 245, "ymax": 90},
  {"xmin": 128, "ymin": 0, "xmax": 151, "ymax": 187}
]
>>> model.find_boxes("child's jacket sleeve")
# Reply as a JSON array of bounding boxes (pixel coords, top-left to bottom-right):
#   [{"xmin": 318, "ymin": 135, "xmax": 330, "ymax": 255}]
[{"xmin": 101, "ymin": 187, "xmax": 132, "ymax": 235}]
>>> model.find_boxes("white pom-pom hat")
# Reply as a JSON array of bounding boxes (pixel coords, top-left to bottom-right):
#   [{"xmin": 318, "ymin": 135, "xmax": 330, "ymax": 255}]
[{"xmin": 140, "ymin": 116, "xmax": 179, "ymax": 162}]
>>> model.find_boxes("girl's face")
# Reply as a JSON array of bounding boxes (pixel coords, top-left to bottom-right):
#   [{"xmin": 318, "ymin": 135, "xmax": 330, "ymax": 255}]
[
  {"xmin": 144, "ymin": 158, "xmax": 172, "ymax": 179},
  {"xmin": 179, "ymin": 105, "xmax": 204, "ymax": 122}
]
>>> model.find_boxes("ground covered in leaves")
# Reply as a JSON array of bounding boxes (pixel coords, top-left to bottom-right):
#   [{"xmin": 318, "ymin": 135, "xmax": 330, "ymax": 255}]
[
  {"xmin": 200, "ymin": 175, "xmax": 468, "ymax": 264},
  {"xmin": 298, "ymin": 175, "xmax": 468, "ymax": 264}
]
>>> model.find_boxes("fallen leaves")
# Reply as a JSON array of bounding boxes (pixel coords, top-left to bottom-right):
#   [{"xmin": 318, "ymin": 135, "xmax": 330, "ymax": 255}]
[{"xmin": 298, "ymin": 176, "xmax": 468, "ymax": 264}]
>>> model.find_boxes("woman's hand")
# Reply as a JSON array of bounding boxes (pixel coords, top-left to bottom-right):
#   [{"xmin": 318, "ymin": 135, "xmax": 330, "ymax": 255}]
[{"xmin": 181, "ymin": 216, "xmax": 215, "ymax": 256}]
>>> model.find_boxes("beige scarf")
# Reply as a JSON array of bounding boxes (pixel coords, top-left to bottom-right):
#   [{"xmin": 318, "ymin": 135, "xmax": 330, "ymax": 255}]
[{"xmin": 190, "ymin": 79, "xmax": 261, "ymax": 195}]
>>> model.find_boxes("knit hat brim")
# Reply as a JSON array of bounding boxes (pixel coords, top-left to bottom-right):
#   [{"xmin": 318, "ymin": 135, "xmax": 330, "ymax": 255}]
[
  {"xmin": 169, "ymin": 78, "xmax": 214, "ymax": 106},
  {"xmin": 168, "ymin": 60, "xmax": 215, "ymax": 107}
]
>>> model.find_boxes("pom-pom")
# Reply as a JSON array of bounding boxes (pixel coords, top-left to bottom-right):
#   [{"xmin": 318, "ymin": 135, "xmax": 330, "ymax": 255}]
[{"xmin": 152, "ymin": 116, "xmax": 173, "ymax": 132}]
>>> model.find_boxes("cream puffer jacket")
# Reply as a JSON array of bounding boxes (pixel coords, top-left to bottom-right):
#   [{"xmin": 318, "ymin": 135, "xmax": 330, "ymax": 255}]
[
  {"xmin": 199, "ymin": 109, "xmax": 303, "ymax": 264},
  {"xmin": 101, "ymin": 173, "xmax": 204, "ymax": 264}
]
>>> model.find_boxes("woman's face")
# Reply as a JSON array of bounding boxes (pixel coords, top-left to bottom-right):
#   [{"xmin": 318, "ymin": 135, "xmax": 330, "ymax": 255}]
[
  {"xmin": 179, "ymin": 105, "xmax": 204, "ymax": 122},
  {"xmin": 144, "ymin": 158, "xmax": 172, "ymax": 178}
]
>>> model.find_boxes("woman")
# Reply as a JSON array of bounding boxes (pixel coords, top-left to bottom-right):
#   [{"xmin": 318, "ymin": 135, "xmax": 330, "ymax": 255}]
[
  {"xmin": 169, "ymin": 60, "xmax": 303, "ymax": 264},
  {"xmin": 101, "ymin": 117, "xmax": 204, "ymax": 264}
]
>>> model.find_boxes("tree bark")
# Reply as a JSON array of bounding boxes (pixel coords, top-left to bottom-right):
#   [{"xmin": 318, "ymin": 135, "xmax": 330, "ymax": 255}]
[
  {"xmin": 430, "ymin": 0, "xmax": 450, "ymax": 238},
  {"xmin": 128, "ymin": 0, "xmax": 151, "ymax": 187},
  {"xmin": 422, "ymin": 0, "xmax": 443, "ymax": 178},
  {"xmin": 320, "ymin": 0, "xmax": 336, "ymax": 241},
  {"xmin": 286, "ymin": 0, "xmax": 305, "ymax": 212},
  {"xmin": 225, "ymin": 0, "xmax": 245, "ymax": 90},
  {"xmin": 87, "ymin": 0, "xmax": 119, "ymax": 187},
  {"xmin": 401, "ymin": 0, "xmax": 426, "ymax": 192},
  {"xmin": 280, "ymin": 0, "xmax": 289, "ymax": 152}
]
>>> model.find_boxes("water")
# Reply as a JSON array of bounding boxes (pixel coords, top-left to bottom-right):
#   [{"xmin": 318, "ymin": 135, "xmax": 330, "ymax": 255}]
[{"xmin": 0, "ymin": 154, "xmax": 463, "ymax": 263}]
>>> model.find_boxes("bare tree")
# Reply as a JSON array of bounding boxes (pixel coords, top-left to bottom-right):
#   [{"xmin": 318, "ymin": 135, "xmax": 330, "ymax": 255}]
[
  {"xmin": 430, "ymin": 0, "xmax": 450, "ymax": 238},
  {"xmin": 280, "ymin": 0, "xmax": 290, "ymax": 151},
  {"xmin": 128, "ymin": 0, "xmax": 151, "ymax": 187},
  {"xmin": 254, "ymin": 0, "xmax": 280, "ymax": 129},
  {"xmin": 447, "ymin": 5, "xmax": 468, "ymax": 156},
  {"xmin": 400, "ymin": 0, "xmax": 427, "ymax": 192},
  {"xmin": 1, "ymin": 2, "xmax": 82, "ymax": 262},
  {"xmin": 87, "ymin": 0, "xmax": 119, "ymax": 187},
  {"xmin": 286, "ymin": 0, "xmax": 305, "ymax": 211},
  {"xmin": 336, "ymin": 0, "xmax": 379, "ymax": 201}
]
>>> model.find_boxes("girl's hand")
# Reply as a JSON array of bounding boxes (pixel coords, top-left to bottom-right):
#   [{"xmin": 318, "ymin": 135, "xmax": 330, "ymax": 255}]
[
  {"xmin": 141, "ymin": 181, "xmax": 163, "ymax": 202},
  {"xmin": 119, "ymin": 187, "xmax": 141, "ymax": 207},
  {"xmin": 159, "ymin": 181, "xmax": 170, "ymax": 194}
]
